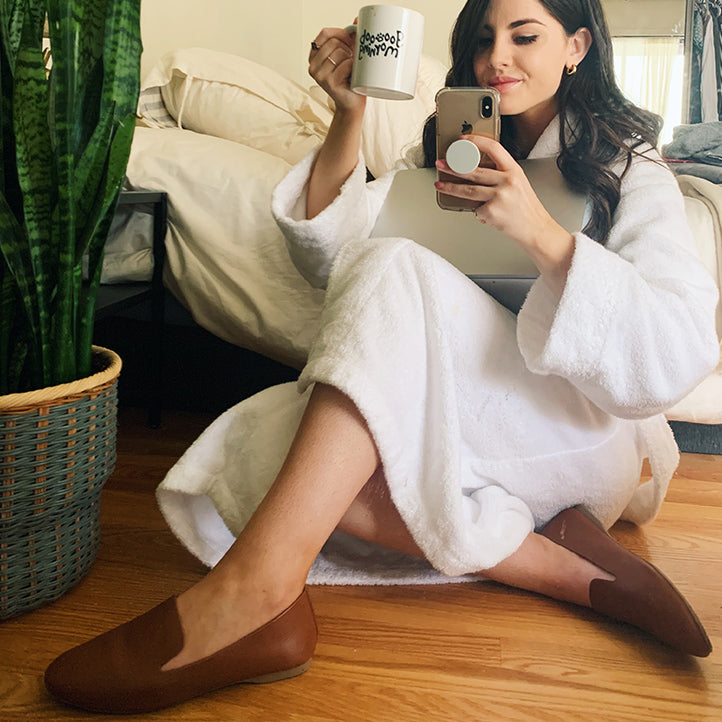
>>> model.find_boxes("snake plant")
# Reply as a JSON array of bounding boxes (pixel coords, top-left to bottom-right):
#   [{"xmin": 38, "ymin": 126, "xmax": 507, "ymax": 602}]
[{"xmin": 0, "ymin": 0, "xmax": 141, "ymax": 394}]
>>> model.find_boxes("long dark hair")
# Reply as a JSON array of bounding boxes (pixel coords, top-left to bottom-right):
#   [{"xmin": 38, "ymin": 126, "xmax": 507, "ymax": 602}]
[{"xmin": 422, "ymin": 0, "xmax": 663, "ymax": 243}]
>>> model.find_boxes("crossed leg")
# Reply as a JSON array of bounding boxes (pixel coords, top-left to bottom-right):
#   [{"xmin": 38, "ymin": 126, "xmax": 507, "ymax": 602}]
[
  {"xmin": 338, "ymin": 470, "xmax": 611, "ymax": 607},
  {"xmin": 164, "ymin": 383, "xmax": 610, "ymax": 670}
]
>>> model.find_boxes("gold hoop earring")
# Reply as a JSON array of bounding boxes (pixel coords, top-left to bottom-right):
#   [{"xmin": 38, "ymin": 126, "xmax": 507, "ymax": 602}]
[{"xmin": 565, "ymin": 64, "xmax": 577, "ymax": 76}]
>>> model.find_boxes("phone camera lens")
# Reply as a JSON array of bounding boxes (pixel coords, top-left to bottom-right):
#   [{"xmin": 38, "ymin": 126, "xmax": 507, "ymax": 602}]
[{"xmin": 481, "ymin": 96, "xmax": 493, "ymax": 118}]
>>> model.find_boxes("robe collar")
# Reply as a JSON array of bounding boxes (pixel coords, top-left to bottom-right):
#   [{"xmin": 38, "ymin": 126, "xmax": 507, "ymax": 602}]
[{"xmin": 526, "ymin": 114, "xmax": 563, "ymax": 160}]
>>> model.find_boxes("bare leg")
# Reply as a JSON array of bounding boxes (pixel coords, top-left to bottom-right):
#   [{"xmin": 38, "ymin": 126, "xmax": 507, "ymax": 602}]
[
  {"xmin": 164, "ymin": 382, "xmax": 380, "ymax": 669},
  {"xmin": 337, "ymin": 472, "xmax": 614, "ymax": 607},
  {"xmin": 166, "ymin": 384, "xmax": 610, "ymax": 669}
]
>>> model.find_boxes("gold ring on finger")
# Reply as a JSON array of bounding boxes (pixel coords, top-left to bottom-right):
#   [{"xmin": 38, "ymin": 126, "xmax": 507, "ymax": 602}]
[{"xmin": 326, "ymin": 56, "xmax": 338, "ymax": 67}]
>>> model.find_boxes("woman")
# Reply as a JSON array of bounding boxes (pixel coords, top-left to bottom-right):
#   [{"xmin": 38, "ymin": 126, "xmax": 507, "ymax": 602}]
[{"xmin": 46, "ymin": 0, "xmax": 719, "ymax": 714}]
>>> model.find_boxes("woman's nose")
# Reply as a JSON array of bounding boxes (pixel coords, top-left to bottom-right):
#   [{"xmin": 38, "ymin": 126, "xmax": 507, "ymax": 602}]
[{"xmin": 487, "ymin": 39, "xmax": 511, "ymax": 69}]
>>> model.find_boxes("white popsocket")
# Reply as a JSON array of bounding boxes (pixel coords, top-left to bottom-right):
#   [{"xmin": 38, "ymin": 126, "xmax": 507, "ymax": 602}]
[{"xmin": 446, "ymin": 139, "xmax": 481, "ymax": 174}]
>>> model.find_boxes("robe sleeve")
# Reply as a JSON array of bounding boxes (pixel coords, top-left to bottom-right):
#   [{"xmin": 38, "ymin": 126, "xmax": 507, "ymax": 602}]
[
  {"xmin": 271, "ymin": 149, "xmax": 397, "ymax": 289},
  {"xmin": 517, "ymin": 150, "xmax": 720, "ymax": 419}
]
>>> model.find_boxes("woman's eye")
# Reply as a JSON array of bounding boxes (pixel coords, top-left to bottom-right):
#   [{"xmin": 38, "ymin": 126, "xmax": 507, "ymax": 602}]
[
  {"xmin": 514, "ymin": 35, "xmax": 538, "ymax": 45},
  {"xmin": 476, "ymin": 37, "xmax": 492, "ymax": 49}
]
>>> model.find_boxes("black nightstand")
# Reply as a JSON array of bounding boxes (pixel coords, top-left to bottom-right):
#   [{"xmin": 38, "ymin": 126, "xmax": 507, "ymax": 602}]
[{"xmin": 95, "ymin": 190, "xmax": 168, "ymax": 427}]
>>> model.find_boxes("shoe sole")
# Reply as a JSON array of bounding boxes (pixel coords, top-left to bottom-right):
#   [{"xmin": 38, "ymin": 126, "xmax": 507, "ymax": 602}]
[{"xmin": 245, "ymin": 660, "xmax": 312, "ymax": 684}]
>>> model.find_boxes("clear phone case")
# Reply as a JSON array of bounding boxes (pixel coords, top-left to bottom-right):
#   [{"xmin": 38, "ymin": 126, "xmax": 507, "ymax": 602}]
[{"xmin": 436, "ymin": 87, "xmax": 501, "ymax": 211}]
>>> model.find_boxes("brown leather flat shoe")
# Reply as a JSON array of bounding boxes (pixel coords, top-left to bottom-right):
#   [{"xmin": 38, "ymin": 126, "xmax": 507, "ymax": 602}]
[
  {"xmin": 44, "ymin": 588, "xmax": 317, "ymax": 714},
  {"xmin": 540, "ymin": 507, "xmax": 711, "ymax": 657}
]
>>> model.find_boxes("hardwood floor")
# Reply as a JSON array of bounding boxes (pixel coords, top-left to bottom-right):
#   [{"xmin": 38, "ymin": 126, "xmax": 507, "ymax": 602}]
[{"xmin": 1, "ymin": 406, "xmax": 720, "ymax": 721}]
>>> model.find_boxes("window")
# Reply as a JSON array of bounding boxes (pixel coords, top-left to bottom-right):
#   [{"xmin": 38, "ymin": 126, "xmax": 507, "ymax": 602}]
[{"xmin": 612, "ymin": 36, "xmax": 686, "ymax": 146}]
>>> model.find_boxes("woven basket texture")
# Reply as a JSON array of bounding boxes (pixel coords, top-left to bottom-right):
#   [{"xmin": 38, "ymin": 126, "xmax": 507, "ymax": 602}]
[{"xmin": 0, "ymin": 350, "xmax": 120, "ymax": 620}]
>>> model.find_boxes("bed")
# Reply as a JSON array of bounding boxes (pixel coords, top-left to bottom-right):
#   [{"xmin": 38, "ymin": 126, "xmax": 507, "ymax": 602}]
[{"xmin": 103, "ymin": 47, "xmax": 722, "ymax": 434}]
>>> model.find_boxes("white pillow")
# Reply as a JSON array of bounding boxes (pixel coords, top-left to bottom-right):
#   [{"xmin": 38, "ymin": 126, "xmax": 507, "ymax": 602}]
[
  {"xmin": 141, "ymin": 48, "xmax": 446, "ymax": 176},
  {"xmin": 142, "ymin": 48, "xmax": 334, "ymax": 165},
  {"xmin": 362, "ymin": 54, "xmax": 447, "ymax": 178}
]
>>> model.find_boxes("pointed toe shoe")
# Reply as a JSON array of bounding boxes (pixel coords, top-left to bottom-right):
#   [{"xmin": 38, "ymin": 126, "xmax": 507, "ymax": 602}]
[
  {"xmin": 540, "ymin": 507, "xmax": 711, "ymax": 657},
  {"xmin": 45, "ymin": 588, "xmax": 317, "ymax": 714}
]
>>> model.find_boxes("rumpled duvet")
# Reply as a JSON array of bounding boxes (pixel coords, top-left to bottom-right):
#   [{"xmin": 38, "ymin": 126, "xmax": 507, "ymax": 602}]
[{"xmin": 157, "ymin": 118, "xmax": 719, "ymax": 582}]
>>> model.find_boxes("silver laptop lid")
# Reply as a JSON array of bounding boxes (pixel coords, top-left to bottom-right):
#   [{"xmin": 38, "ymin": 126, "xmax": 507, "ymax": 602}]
[{"xmin": 371, "ymin": 159, "xmax": 587, "ymax": 277}]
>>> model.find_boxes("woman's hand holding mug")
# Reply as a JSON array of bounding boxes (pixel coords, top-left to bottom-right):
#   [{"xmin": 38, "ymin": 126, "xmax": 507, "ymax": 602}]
[
  {"xmin": 310, "ymin": 5, "xmax": 425, "ymax": 112},
  {"xmin": 309, "ymin": 26, "xmax": 365, "ymax": 115}
]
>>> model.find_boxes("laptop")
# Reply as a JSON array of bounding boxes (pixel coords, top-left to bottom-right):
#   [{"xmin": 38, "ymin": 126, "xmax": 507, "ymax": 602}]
[{"xmin": 370, "ymin": 158, "xmax": 587, "ymax": 312}]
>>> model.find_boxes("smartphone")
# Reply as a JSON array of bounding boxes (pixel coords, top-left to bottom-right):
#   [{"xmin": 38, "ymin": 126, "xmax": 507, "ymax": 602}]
[{"xmin": 435, "ymin": 87, "xmax": 501, "ymax": 211}]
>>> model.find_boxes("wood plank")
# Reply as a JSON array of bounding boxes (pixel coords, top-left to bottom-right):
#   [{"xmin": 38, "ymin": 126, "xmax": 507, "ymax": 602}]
[{"xmin": 0, "ymin": 407, "xmax": 720, "ymax": 721}]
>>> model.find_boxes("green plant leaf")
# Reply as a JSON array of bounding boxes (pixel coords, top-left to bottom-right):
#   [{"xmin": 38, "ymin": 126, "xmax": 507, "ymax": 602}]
[
  {"xmin": 102, "ymin": 0, "xmax": 142, "ymax": 119},
  {"xmin": 0, "ymin": 0, "xmax": 25, "ymax": 74},
  {"xmin": 2, "ymin": 0, "xmax": 141, "ymax": 391},
  {"xmin": 0, "ymin": 269, "xmax": 31, "ymax": 393},
  {"xmin": 13, "ymin": 5, "xmax": 53, "ymax": 377},
  {"xmin": 71, "ymin": 106, "xmax": 112, "ymax": 244},
  {"xmin": 0, "ymin": 1, "xmax": 22, "ymax": 205},
  {"xmin": 46, "ymin": 2, "xmax": 81, "ymax": 380},
  {"xmin": 0, "ymin": 188, "xmax": 39, "ymax": 352},
  {"xmin": 77, "ymin": 111, "xmax": 137, "ymax": 374}
]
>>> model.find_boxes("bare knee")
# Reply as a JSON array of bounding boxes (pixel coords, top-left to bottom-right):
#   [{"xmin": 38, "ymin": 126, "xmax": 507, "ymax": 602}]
[
  {"xmin": 337, "ymin": 469, "xmax": 387, "ymax": 538},
  {"xmin": 337, "ymin": 470, "xmax": 422, "ymax": 557}
]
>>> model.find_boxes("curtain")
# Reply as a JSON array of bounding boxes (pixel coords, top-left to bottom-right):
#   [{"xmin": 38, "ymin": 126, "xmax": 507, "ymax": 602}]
[
  {"xmin": 613, "ymin": 36, "xmax": 684, "ymax": 144},
  {"xmin": 690, "ymin": 0, "xmax": 722, "ymax": 123}
]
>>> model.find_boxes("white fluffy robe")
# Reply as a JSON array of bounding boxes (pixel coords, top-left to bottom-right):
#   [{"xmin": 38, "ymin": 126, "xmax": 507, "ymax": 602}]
[{"xmin": 157, "ymin": 119, "xmax": 719, "ymax": 580}]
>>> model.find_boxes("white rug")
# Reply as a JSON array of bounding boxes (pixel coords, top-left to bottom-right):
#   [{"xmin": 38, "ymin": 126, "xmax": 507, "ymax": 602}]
[{"xmin": 309, "ymin": 531, "xmax": 477, "ymax": 586}]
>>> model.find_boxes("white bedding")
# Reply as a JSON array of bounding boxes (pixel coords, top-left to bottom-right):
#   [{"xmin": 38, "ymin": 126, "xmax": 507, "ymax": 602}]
[
  {"xmin": 108, "ymin": 48, "xmax": 722, "ymax": 422},
  {"xmin": 109, "ymin": 48, "xmax": 446, "ymax": 368},
  {"xmin": 666, "ymin": 177, "xmax": 722, "ymax": 424},
  {"xmin": 123, "ymin": 127, "xmax": 325, "ymax": 368}
]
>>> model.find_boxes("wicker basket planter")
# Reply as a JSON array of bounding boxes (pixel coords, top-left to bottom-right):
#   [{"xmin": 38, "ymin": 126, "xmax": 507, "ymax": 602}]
[{"xmin": 0, "ymin": 347, "xmax": 122, "ymax": 620}]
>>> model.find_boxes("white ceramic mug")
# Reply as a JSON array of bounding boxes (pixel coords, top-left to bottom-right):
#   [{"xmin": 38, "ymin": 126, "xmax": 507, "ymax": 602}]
[{"xmin": 348, "ymin": 5, "xmax": 425, "ymax": 100}]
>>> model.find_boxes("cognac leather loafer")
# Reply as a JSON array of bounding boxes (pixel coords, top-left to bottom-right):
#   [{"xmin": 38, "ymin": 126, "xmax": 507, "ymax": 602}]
[
  {"xmin": 540, "ymin": 507, "xmax": 712, "ymax": 657},
  {"xmin": 45, "ymin": 588, "xmax": 317, "ymax": 714}
]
